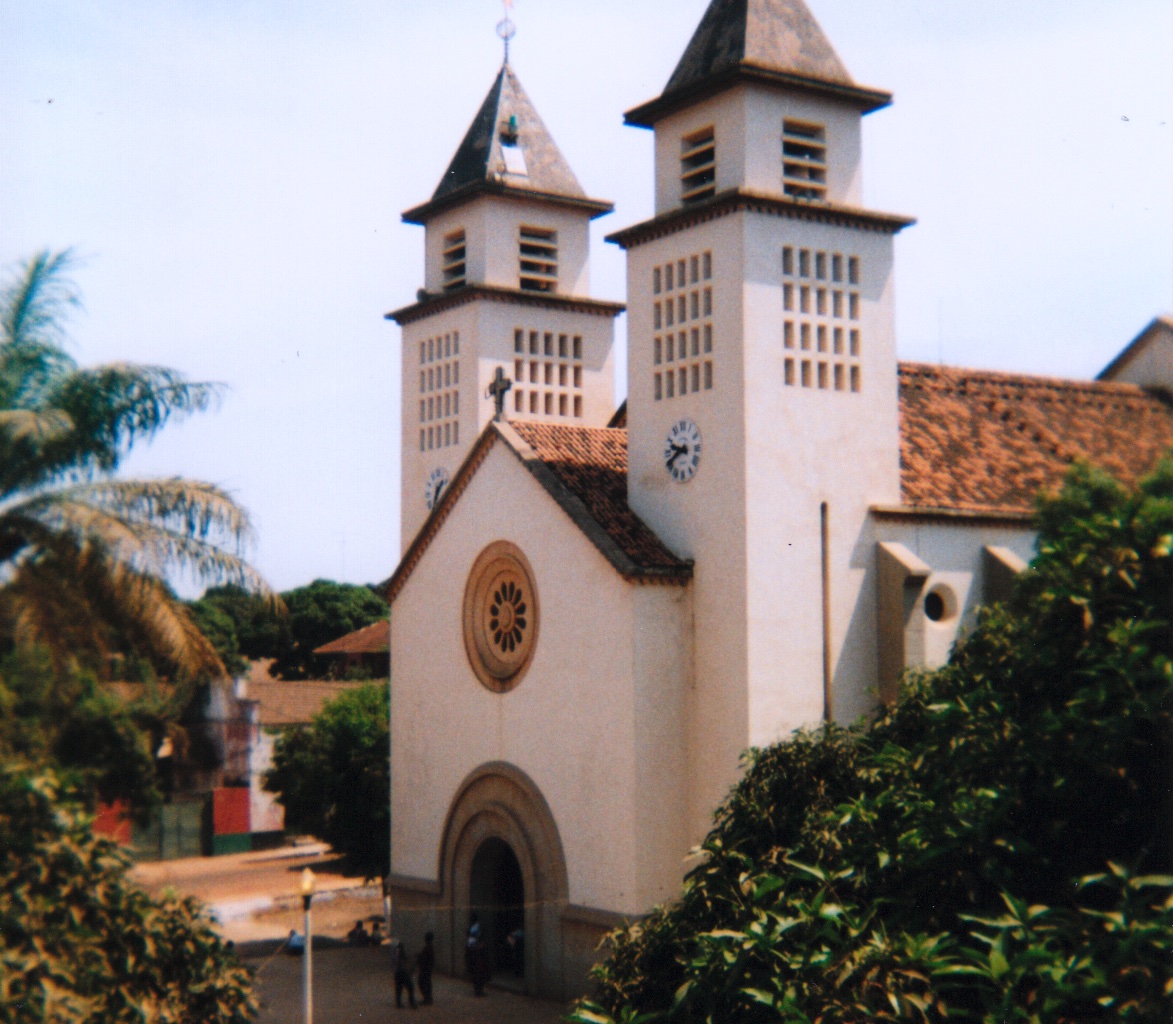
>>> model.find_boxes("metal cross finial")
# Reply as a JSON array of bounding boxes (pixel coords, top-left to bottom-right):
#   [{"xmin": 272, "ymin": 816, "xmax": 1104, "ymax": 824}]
[
  {"xmin": 496, "ymin": 0, "xmax": 516, "ymax": 66},
  {"xmin": 487, "ymin": 366, "xmax": 513, "ymax": 421}
]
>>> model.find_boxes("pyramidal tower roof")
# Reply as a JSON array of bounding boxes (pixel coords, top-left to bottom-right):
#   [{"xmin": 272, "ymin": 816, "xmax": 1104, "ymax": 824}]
[
  {"xmin": 626, "ymin": 0, "xmax": 891, "ymax": 127},
  {"xmin": 404, "ymin": 64, "xmax": 612, "ymax": 225}
]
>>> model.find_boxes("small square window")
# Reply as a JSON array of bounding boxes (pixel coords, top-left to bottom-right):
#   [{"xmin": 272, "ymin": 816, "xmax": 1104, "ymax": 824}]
[
  {"xmin": 800, "ymin": 287, "xmax": 810, "ymax": 314},
  {"xmin": 420, "ymin": 342, "xmax": 426, "ymax": 364},
  {"xmin": 444, "ymin": 364, "xmax": 451, "ymax": 386},
  {"xmin": 653, "ymin": 303, "xmax": 661, "ymax": 329},
  {"xmin": 665, "ymin": 301, "xmax": 674, "ymax": 327},
  {"xmin": 559, "ymin": 394, "xmax": 568, "ymax": 417},
  {"xmin": 691, "ymin": 328, "xmax": 699, "ymax": 357},
  {"xmin": 833, "ymin": 291, "xmax": 843, "ymax": 318},
  {"xmin": 801, "ymin": 324, "xmax": 811, "ymax": 350},
  {"xmin": 515, "ymin": 390, "xmax": 523, "ymax": 412},
  {"xmin": 453, "ymin": 391, "xmax": 459, "ymax": 414},
  {"xmin": 427, "ymin": 368, "xmax": 434, "ymax": 391},
  {"xmin": 703, "ymin": 360, "xmax": 713, "ymax": 389},
  {"xmin": 690, "ymin": 255, "xmax": 699, "ymax": 283},
  {"xmin": 654, "ymin": 373, "xmax": 662, "ymax": 400},
  {"xmin": 653, "ymin": 267, "xmax": 661, "ymax": 294},
  {"xmin": 690, "ymin": 364, "xmax": 699, "ymax": 392},
  {"xmin": 783, "ymin": 284, "xmax": 793, "ymax": 312},
  {"xmin": 444, "ymin": 422, "xmax": 451, "ymax": 445},
  {"xmin": 850, "ymin": 365, "xmax": 861, "ymax": 392},
  {"xmin": 419, "ymin": 371, "xmax": 425, "ymax": 394},
  {"xmin": 702, "ymin": 252, "xmax": 712, "ymax": 279},
  {"xmin": 784, "ymin": 321, "xmax": 795, "ymax": 348},
  {"xmin": 678, "ymin": 367, "xmax": 687, "ymax": 395},
  {"xmin": 801, "ymin": 360, "xmax": 812, "ymax": 387},
  {"xmin": 544, "ymin": 333, "xmax": 553, "ymax": 356},
  {"xmin": 544, "ymin": 393, "xmax": 553, "ymax": 415},
  {"xmin": 427, "ymin": 426, "xmax": 434, "ymax": 450},
  {"xmin": 817, "ymin": 289, "xmax": 827, "ymax": 315},
  {"xmin": 666, "ymin": 371, "xmax": 675, "ymax": 399},
  {"xmin": 834, "ymin": 364, "xmax": 845, "ymax": 391},
  {"xmin": 654, "ymin": 338, "xmax": 662, "ymax": 365},
  {"xmin": 544, "ymin": 363, "xmax": 553, "ymax": 385},
  {"xmin": 453, "ymin": 421, "xmax": 459, "ymax": 444},
  {"xmin": 815, "ymin": 253, "xmax": 826, "ymax": 280},
  {"xmin": 817, "ymin": 326, "xmax": 827, "ymax": 352},
  {"xmin": 848, "ymin": 257, "xmax": 860, "ymax": 285},
  {"xmin": 849, "ymin": 293, "xmax": 860, "ymax": 320},
  {"xmin": 678, "ymin": 296, "xmax": 686, "ymax": 322},
  {"xmin": 782, "ymin": 247, "xmax": 794, "ymax": 275},
  {"xmin": 703, "ymin": 288, "xmax": 712, "ymax": 316},
  {"xmin": 573, "ymin": 336, "xmax": 582, "ymax": 359},
  {"xmin": 514, "ymin": 329, "xmax": 523, "ymax": 353},
  {"xmin": 444, "ymin": 393, "xmax": 451, "ymax": 416},
  {"xmin": 559, "ymin": 364, "xmax": 567, "ymax": 386},
  {"xmin": 799, "ymin": 250, "xmax": 811, "ymax": 277},
  {"xmin": 665, "ymin": 263, "xmax": 674, "ymax": 290},
  {"xmin": 453, "ymin": 362, "xmax": 459, "ymax": 384},
  {"xmin": 574, "ymin": 395, "xmax": 582, "ymax": 417},
  {"xmin": 427, "ymin": 339, "xmax": 434, "ymax": 361},
  {"xmin": 832, "ymin": 255, "xmax": 843, "ymax": 282},
  {"xmin": 419, "ymin": 399, "xmax": 425, "ymax": 423},
  {"xmin": 530, "ymin": 392, "xmax": 538, "ymax": 413},
  {"xmin": 690, "ymin": 291, "xmax": 699, "ymax": 319},
  {"xmin": 677, "ymin": 260, "xmax": 686, "ymax": 286},
  {"xmin": 703, "ymin": 325, "xmax": 712, "ymax": 353},
  {"xmin": 817, "ymin": 362, "xmax": 828, "ymax": 389},
  {"xmin": 574, "ymin": 365, "xmax": 582, "ymax": 388},
  {"xmin": 529, "ymin": 331, "xmax": 538, "ymax": 355},
  {"xmin": 515, "ymin": 359, "xmax": 524, "ymax": 380},
  {"xmin": 850, "ymin": 329, "xmax": 860, "ymax": 357},
  {"xmin": 666, "ymin": 334, "xmax": 675, "ymax": 361},
  {"xmin": 453, "ymin": 332, "xmax": 459, "ymax": 354},
  {"xmin": 559, "ymin": 334, "xmax": 568, "ymax": 357},
  {"xmin": 444, "ymin": 335, "xmax": 451, "ymax": 358},
  {"xmin": 530, "ymin": 361, "xmax": 538, "ymax": 382},
  {"xmin": 784, "ymin": 358, "xmax": 795, "ymax": 386},
  {"xmin": 833, "ymin": 327, "xmax": 843, "ymax": 354},
  {"xmin": 419, "ymin": 429, "xmax": 426, "ymax": 452}
]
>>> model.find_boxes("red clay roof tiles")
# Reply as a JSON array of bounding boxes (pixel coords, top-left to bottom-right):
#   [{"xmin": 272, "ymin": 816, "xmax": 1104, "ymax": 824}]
[
  {"xmin": 314, "ymin": 619, "xmax": 389, "ymax": 656},
  {"xmin": 509, "ymin": 421, "xmax": 686, "ymax": 572},
  {"xmin": 898, "ymin": 362, "xmax": 1173, "ymax": 515}
]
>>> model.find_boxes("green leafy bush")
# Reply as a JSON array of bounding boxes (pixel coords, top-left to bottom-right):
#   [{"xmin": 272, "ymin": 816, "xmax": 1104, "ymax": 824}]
[
  {"xmin": 572, "ymin": 460, "xmax": 1173, "ymax": 1024},
  {"xmin": 264, "ymin": 682, "xmax": 389, "ymax": 879},
  {"xmin": 0, "ymin": 769, "xmax": 257, "ymax": 1023}
]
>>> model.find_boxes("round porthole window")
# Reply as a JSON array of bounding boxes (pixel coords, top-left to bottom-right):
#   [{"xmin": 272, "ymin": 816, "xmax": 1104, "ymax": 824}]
[
  {"xmin": 463, "ymin": 542, "xmax": 539, "ymax": 692},
  {"xmin": 924, "ymin": 585, "xmax": 956, "ymax": 623}
]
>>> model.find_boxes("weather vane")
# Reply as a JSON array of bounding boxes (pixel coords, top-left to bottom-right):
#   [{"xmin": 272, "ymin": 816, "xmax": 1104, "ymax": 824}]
[{"xmin": 496, "ymin": 0, "xmax": 516, "ymax": 66}]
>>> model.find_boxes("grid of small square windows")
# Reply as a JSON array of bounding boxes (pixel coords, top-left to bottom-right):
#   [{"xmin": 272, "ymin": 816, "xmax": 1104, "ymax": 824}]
[
  {"xmin": 782, "ymin": 247, "xmax": 861, "ymax": 394},
  {"xmin": 652, "ymin": 251, "xmax": 714, "ymax": 402},
  {"xmin": 418, "ymin": 332, "xmax": 461, "ymax": 451},
  {"xmin": 511, "ymin": 328, "xmax": 584, "ymax": 419}
]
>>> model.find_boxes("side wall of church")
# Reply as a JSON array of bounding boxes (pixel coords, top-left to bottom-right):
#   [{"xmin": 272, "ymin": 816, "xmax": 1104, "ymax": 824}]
[
  {"xmin": 391, "ymin": 441, "xmax": 687, "ymax": 915},
  {"xmin": 742, "ymin": 212, "xmax": 901, "ymax": 744}
]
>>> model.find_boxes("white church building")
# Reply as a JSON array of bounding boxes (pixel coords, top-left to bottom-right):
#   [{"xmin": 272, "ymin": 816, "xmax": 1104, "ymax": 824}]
[{"xmin": 382, "ymin": 0, "xmax": 1173, "ymax": 999}]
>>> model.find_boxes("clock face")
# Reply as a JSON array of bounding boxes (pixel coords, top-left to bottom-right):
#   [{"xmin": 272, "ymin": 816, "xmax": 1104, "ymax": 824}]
[
  {"xmin": 663, "ymin": 419, "xmax": 702, "ymax": 483},
  {"xmin": 425, "ymin": 466, "xmax": 450, "ymax": 510}
]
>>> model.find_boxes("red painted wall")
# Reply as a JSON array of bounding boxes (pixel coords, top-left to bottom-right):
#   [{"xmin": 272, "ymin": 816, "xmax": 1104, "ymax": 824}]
[
  {"xmin": 94, "ymin": 800, "xmax": 132, "ymax": 845},
  {"xmin": 213, "ymin": 787, "xmax": 250, "ymax": 836}
]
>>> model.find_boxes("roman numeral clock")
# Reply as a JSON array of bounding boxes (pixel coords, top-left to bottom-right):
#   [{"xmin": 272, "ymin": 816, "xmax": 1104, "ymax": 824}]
[{"xmin": 663, "ymin": 419, "xmax": 701, "ymax": 482}]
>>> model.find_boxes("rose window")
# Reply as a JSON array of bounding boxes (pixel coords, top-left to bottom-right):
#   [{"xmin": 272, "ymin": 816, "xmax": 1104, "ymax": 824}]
[{"xmin": 463, "ymin": 542, "xmax": 539, "ymax": 692}]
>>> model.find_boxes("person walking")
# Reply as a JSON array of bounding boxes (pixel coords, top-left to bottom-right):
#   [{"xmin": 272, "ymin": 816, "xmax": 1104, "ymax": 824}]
[
  {"xmin": 390, "ymin": 940, "xmax": 417, "ymax": 1009},
  {"xmin": 416, "ymin": 932, "xmax": 435, "ymax": 1006}
]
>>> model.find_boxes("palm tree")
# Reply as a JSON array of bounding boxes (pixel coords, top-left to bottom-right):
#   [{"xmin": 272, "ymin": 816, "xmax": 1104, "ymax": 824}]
[{"xmin": 0, "ymin": 250, "xmax": 270, "ymax": 678}]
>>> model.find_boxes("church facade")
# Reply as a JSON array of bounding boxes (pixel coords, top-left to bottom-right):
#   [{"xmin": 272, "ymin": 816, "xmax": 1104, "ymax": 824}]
[{"xmin": 383, "ymin": 0, "xmax": 1173, "ymax": 999}]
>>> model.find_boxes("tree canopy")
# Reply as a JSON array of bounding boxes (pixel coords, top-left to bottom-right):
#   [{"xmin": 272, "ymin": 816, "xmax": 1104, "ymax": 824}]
[
  {"xmin": 264, "ymin": 682, "xmax": 389, "ymax": 879},
  {"xmin": 0, "ymin": 768, "xmax": 256, "ymax": 1023},
  {"xmin": 188, "ymin": 578, "xmax": 387, "ymax": 679},
  {"xmin": 0, "ymin": 249, "xmax": 270, "ymax": 680},
  {"xmin": 572, "ymin": 459, "xmax": 1173, "ymax": 1024}
]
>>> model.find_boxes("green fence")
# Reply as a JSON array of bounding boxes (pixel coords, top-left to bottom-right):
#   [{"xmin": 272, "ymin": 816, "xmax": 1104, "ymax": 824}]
[{"xmin": 131, "ymin": 798, "xmax": 209, "ymax": 861}]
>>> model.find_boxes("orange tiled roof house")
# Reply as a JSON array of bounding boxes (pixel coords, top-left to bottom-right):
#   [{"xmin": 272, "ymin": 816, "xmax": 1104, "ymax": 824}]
[{"xmin": 380, "ymin": 0, "xmax": 1173, "ymax": 1000}]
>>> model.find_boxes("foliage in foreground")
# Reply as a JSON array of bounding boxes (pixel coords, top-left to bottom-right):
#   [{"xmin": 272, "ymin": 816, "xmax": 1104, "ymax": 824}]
[
  {"xmin": 572, "ymin": 460, "xmax": 1173, "ymax": 1024},
  {"xmin": 0, "ymin": 249, "xmax": 270, "ymax": 679},
  {"xmin": 0, "ymin": 769, "xmax": 256, "ymax": 1023},
  {"xmin": 265, "ymin": 681, "xmax": 390, "ymax": 878}
]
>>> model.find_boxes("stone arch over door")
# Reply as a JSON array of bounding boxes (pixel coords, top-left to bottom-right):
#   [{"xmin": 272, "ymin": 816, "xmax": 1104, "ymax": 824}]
[{"xmin": 438, "ymin": 762, "xmax": 569, "ymax": 998}]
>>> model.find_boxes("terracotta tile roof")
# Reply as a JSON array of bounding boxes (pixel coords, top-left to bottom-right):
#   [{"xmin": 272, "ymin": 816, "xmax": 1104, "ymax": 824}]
[
  {"xmin": 509, "ymin": 421, "xmax": 688, "ymax": 575},
  {"xmin": 899, "ymin": 362, "xmax": 1173, "ymax": 515},
  {"xmin": 314, "ymin": 619, "xmax": 389, "ymax": 656},
  {"xmin": 244, "ymin": 680, "xmax": 373, "ymax": 728}
]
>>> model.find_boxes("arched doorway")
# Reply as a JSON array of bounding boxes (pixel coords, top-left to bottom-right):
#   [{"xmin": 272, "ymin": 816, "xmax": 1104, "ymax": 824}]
[
  {"xmin": 439, "ymin": 762, "xmax": 569, "ymax": 998},
  {"xmin": 469, "ymin": 837, "xmax": 525, "ymax": 981}
]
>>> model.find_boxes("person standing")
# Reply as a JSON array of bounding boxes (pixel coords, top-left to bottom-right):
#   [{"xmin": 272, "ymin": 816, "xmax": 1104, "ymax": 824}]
[
  {"xmin": 416, "ymin": 932, "xmax": 435, "ymax": 1006},
  {"xmin": 390, "ymin": 940, "xmax": 417, "ymax": 1009}
]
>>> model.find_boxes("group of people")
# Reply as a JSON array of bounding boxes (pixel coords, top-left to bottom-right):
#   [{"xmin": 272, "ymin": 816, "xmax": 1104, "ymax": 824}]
[
  {"xmin": 388, "ymin": 931, "xmax": 436, "ymax": 1009},
  {"xmin": 345, "ymin": 918, "xmax": 385, "ymax": 947}
]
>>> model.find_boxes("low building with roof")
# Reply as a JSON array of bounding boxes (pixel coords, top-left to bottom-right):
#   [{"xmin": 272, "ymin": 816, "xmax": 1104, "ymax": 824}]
[{"xmin": 379, "ymin": 0, "xmax": 1173, "ymax": 999}]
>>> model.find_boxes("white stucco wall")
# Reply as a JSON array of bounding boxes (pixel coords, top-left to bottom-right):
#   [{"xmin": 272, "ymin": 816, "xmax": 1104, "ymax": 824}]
[{"xmin": 390, "ymin": 440, "xmax": 690, "ymax": 914}]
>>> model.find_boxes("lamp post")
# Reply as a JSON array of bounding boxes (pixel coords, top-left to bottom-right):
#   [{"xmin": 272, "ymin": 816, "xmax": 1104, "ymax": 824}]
[{"xmin": 300, "ymin": 868, "xmax": 316, "ymax": 1024}]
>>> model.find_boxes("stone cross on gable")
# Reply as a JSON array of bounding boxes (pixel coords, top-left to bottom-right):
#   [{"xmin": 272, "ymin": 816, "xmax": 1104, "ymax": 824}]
[{"xmin": 487, "ymin": 366, "xmax": 513, "ymax": 421}]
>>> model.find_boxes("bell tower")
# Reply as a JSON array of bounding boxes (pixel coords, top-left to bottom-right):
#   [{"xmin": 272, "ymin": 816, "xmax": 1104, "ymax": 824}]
[
  {"xmin": 608, "ymin": 0, "xmax": 914, "ymax": 837},
  {"xmin": 389, "ymin": 44, "xmax": 622, "ymax": 550}
]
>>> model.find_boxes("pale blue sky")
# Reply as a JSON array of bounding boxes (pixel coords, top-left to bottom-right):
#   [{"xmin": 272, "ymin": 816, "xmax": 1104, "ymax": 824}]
[{"xmin": 2, "ymin": 0, "xmax": 1170, "ymax": 591}]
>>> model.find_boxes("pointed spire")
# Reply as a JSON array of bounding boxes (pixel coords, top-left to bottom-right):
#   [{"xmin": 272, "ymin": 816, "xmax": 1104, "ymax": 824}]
[
  {"xmin": 626, "ymin": 0, "xmax": 890, "ymax": 127},
  {"xmin": 403, "ymin": 65, "xmax": 612, "ymax": 225}
]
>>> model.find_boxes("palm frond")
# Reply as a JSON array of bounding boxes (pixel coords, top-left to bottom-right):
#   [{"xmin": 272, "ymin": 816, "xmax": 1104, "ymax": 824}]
[
  {"xmin": 0, "ymin": 408, "xmax": 73, "ymax": 443},
  {"xmin": 0, "ymin": 249, "xmax": 82, "ymax": 350},
  {"xmin": 5, "ymin": 478, "xmax": 269, "ymax": 594}
]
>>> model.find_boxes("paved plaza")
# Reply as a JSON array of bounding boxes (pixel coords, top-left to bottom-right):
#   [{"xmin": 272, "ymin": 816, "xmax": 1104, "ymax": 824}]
[{"xmin": 245, "ymin": 944, "xmax": 570, "ymax": 1024}]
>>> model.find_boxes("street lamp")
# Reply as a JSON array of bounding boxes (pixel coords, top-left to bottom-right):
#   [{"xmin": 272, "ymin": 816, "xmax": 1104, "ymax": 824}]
[{"xmin": 300, "ymin": 868, "xmax": 316, "ymax": 1024}]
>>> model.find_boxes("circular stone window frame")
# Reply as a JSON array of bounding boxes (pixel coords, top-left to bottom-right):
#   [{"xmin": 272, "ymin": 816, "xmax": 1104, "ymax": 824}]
[
  {"xmin": 462, "ymin": 541, "xmax": 540, "ymax": 693},
  {"xmin": 923, "ymin": 583, "xmax": 958, "ymax": 624}
]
